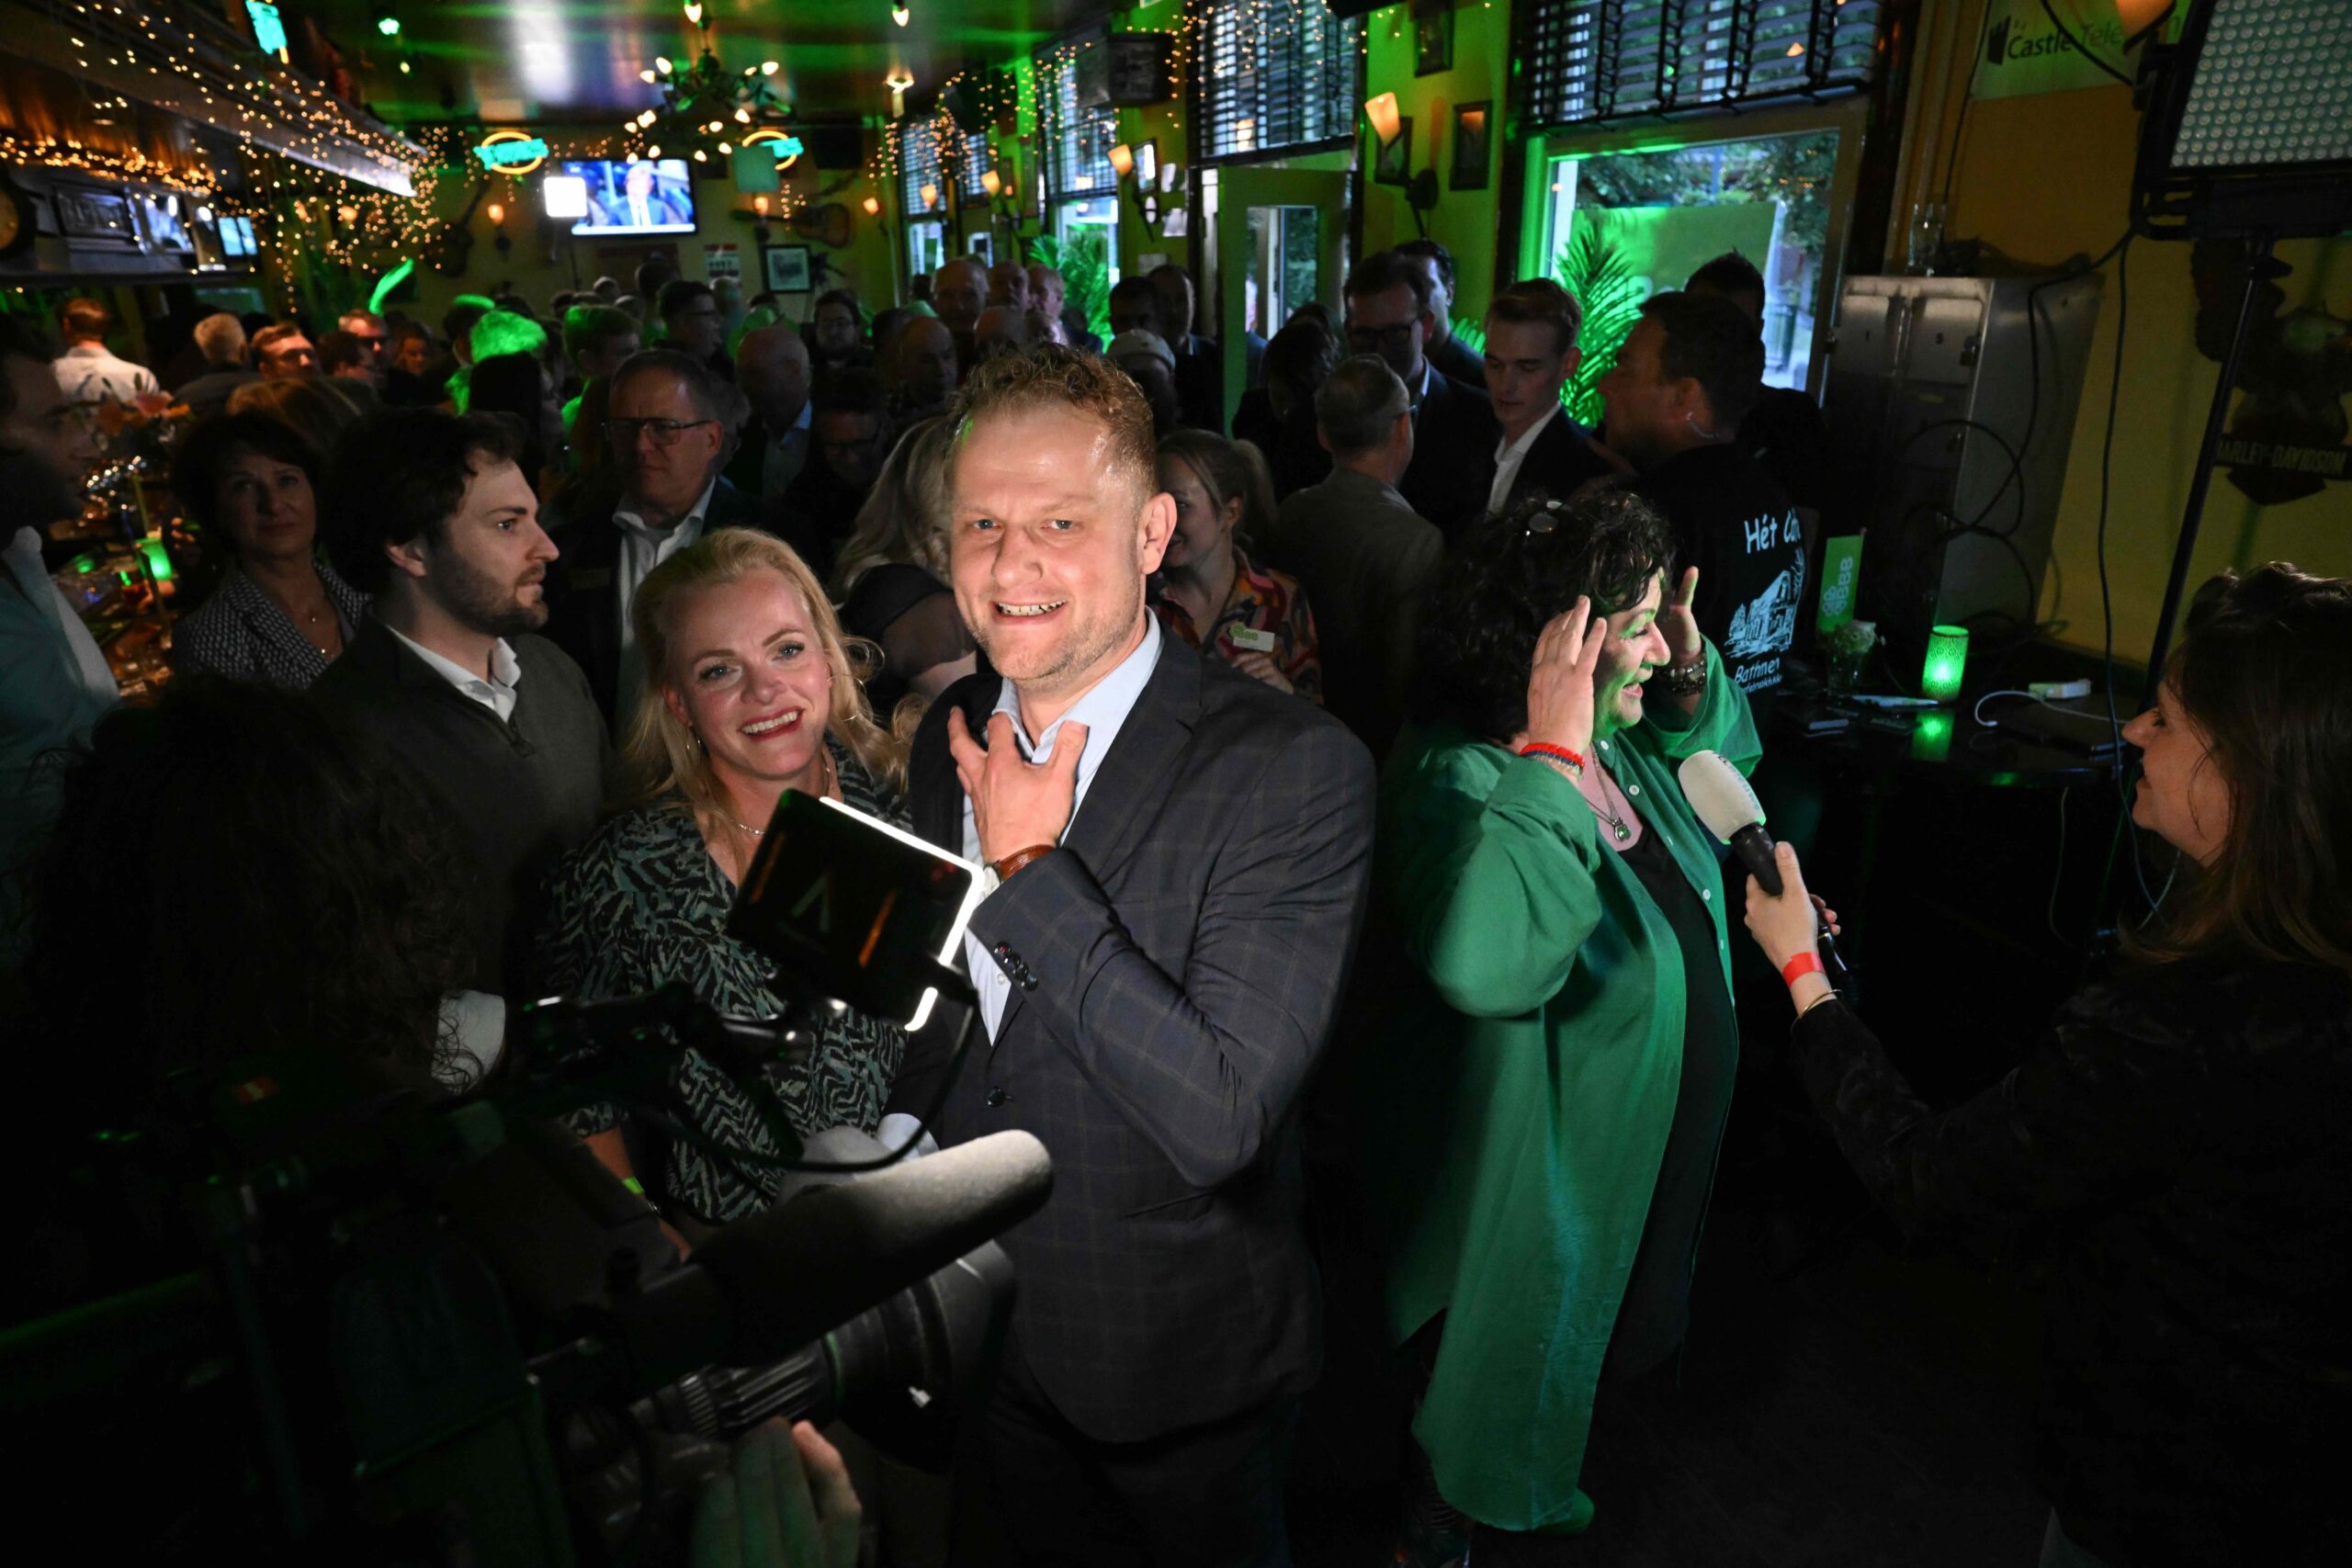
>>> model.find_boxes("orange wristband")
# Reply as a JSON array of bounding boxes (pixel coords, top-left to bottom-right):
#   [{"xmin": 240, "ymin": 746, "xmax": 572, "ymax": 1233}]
[
  {"xmin": 1781, "ymin": 951, "xmax": 1825, "ymax": 987},
  {"xmin": 990, "ymin": 844, "xmax": 1057, "ymax": 882}
]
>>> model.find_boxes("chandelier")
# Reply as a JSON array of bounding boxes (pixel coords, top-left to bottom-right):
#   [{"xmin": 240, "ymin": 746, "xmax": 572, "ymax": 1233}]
[{"xmin": 620, "ymin": 5, "xmax": 792, "ymax": 170}]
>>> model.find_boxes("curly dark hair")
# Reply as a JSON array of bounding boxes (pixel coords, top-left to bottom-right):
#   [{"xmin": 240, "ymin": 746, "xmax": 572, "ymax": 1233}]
[
  {"xmin": 1419, "ymin": 487, "xmax": 1677, "ymax": 741},
  {"xmin": 22, "ymin": 680, "xmax": 480, "ymax": 1136},
  {"xmin": 319, "ymin": 407, "xmax": 519, "ymax": 593}
]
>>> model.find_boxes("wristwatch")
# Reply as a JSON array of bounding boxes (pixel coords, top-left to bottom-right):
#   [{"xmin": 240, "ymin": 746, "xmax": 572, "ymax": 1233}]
[{"xmin": 976, "ymin": 843, "xmax": 1057, "ymax": 897}]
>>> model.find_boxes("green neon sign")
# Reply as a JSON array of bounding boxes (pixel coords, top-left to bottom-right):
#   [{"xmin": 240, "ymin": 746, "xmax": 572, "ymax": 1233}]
[{"xmin": 475, "ymin": 136, "xmax": 552, "ymax": 172}]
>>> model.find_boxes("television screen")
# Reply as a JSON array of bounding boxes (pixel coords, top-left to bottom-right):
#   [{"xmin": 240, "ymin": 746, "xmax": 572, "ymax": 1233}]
[
  {"xmin": 220, "ymin": 216, "xmax": 256, "ymax": 258},
  {"xmin": 564, "ymin": 159, "xmax": 697, "ymax": 236}
]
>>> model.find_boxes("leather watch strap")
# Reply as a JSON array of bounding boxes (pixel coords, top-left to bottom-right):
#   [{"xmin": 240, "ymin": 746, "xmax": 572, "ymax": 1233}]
[{"xmin": 989, "ymin": 844, "xmax": 1058, "ymax": 882}]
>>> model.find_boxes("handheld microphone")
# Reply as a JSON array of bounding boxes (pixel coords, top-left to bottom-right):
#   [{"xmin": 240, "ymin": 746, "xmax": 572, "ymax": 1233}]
[{"xmin": 1676, "ymin": 750, "xmax": 1852, "ymax": 987}]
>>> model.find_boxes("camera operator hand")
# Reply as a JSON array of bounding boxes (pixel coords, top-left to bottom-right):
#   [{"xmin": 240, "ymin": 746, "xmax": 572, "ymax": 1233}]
[{"xmin": 692, "ymin": 1418, "xmax": 862, "ymax": 1568}]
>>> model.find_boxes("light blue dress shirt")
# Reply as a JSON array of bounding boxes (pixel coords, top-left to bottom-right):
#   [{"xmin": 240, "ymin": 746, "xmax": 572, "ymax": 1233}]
[{"xmin": 961, "ymin": 613, "xmax": 1163, "ymax": 1038}]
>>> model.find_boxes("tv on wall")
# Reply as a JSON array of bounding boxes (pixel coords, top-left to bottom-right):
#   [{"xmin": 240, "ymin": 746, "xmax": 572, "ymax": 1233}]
[{"xmin": 565, "ymin": 158, "xmax": 697, "ymax": 237}]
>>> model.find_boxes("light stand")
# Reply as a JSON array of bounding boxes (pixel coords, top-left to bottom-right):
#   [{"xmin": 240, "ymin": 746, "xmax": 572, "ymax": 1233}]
[{"xmin": 2127, "ymin": 0, "xmax": 2352, "ymax": 703}]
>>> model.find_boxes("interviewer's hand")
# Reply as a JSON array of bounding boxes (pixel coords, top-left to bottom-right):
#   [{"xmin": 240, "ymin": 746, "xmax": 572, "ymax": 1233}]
[
  {"xmin": 691, "ymin": 1418, "xmax": 861, "ymax": 1568},
  {"xmin": 948, "ymin": 707, "xmax": 1086, "ymax": 866},
  {"xmin": 1524, "ymin": 595, "xmax": 1608, "ymax": 760},
  {"xmin": 1742, "ymin": 841, "xmax": 1842, "ymax": 970}
]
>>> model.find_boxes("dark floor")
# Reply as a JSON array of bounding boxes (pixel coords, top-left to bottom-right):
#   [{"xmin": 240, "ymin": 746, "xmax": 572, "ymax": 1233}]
[{"xmin": 1289, "ymin": 1122, "xmax": 2053, "ymax": 1568}]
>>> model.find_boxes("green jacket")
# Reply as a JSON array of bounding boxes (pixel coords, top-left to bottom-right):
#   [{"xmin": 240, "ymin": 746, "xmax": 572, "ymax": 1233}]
[{"xmin": 1359, "ymin": 642, "xmax": 1759, "ymax": 1530}]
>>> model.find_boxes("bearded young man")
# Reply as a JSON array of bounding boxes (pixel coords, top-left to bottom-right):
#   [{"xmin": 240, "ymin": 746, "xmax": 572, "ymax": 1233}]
[
  {"xmin": 313, "ymin": 409, "xmax": 612, "ymax": 996},
  {"xmin": 888, "ymin": 344, "xmax": 1375, "ymax": 1565}
]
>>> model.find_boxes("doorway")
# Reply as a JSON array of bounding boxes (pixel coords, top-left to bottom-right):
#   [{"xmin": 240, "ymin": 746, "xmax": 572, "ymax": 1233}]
[{"xmin": 1206, "ymin": 164, "xmax": 1351, "ymax": 434}]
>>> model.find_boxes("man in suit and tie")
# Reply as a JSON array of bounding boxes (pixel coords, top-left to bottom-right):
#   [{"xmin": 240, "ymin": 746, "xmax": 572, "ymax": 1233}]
[
  {"xmin": 889, "ymin": 344, "xmax": 1375, "ymax": 1565},
  {"xmin": 600, "ymin": 161, "xmax": 691, "ymax": 230},
  {"xmin": 1483, "ymin": 277, "xmax": 1627, "ymax": 522},
  {"xmin": 540, "ymin": 348, "xmax": 777, "ymax": 723},
  {"xmin": 1343, "ymin": 250, "xmax": 1500, "ymax": 542}
]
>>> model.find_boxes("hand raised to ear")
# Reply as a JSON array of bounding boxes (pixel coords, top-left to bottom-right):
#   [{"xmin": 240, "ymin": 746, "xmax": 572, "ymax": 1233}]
[{"xmin": 1659, "ymin": 565, "xmax": 1703, "ymax": 668}]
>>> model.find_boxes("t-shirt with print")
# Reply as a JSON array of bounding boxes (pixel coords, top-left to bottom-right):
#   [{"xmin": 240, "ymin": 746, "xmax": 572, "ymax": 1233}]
[{"xmin": 1636, "ymin": 442, "xmax": 1806, "ymax": 712}]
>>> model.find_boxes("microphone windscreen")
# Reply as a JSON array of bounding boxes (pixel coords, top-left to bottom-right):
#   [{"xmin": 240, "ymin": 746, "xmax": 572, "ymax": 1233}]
[
  {"xmin": 693, "ymin": 1131, "xmax": 1053, "ymax": 1364},
  {"xmin": 1677, "ymin": 750, "xmax": 1767, "ymax": 845}
]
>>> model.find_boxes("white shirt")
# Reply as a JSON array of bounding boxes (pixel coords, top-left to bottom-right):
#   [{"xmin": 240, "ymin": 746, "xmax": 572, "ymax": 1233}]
[
  {"xmin": 613, "ymin": 477, "xmax": 718, "ymax": 720},
  {"xmin": 960, "ymin": 615, "xmax": 1163, "ymax": 1039},
  {"xmin": 54, "ymin": 344, "xmax": 159, "ymax": 406},
  {"xmin": 1488, "ymin": 401, "xmax": 1566, "ymax": 519},
  {"xmin": 5, "ymin": 526, "xmax": 119, "ymax": 704},
  {"xmin": 385, "ymin": 624, "xmax": 523, "ymax": 723}
]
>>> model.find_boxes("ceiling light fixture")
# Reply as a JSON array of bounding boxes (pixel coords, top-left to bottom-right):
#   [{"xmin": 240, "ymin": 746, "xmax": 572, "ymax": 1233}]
[
  {"xmin": 682, "ymin": 1, "xmax": 703, "ymax": 24},
  {"xmin": 892, "ymin": 4, "xmax": 911, "ymax": 24}
]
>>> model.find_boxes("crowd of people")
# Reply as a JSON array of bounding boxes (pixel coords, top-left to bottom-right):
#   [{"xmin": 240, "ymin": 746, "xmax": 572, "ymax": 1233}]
[{"xmin": 2, "ymin": 238, "xmax": 2347, "ymax": 1568}]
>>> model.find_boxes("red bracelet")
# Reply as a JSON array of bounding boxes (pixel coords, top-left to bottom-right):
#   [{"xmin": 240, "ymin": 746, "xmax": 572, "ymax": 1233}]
[
  {"xmin": 1521, "ymin": 742, "xmax": 1586, "ymax": 771},
  {"xmin": 1781, "ymin": 951, "xmax": 1825, "ymax": 987}
]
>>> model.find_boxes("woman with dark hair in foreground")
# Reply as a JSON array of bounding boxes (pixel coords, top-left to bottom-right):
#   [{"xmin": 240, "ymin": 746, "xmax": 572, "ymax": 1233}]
[{"xmin": 1746, "ymin": 564, "xmax": 2352, "ymax": 1568}]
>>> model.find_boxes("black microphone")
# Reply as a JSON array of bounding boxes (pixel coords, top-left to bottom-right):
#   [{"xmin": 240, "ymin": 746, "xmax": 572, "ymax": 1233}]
[{"xmin": 1676, "ymin": 750, "xmax": 1852, "ymax": 987}]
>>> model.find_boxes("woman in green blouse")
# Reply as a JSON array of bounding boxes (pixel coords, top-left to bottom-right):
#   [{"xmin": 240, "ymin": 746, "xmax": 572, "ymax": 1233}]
[
  {"xmin": 1360, "ymin": 490, "xmax": 1760, "ymax": 1561},
  {"xmin": 539, "ymin": 527, "xmax": 910, "ymax": 1237}
]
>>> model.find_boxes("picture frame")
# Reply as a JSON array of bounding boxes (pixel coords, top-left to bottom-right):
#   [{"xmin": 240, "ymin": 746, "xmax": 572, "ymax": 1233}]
[
  {"xmin": 1451, "ymin": 101, "xmax": 1493, "ymax": 191},
  {"xmin": 1374, "ymin": 118, "xmax": 1413, "ymax": 186},
  {"xmin": 1414, "ymin": 2, "xmax": 1454, "ymax": 78},
  {"xmin": 763, "ymin": 243, "xmax": 813, "ymax": 293}
]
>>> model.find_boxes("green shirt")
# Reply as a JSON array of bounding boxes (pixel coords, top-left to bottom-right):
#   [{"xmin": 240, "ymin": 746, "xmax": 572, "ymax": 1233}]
[{"xmin": 1357, "ymin": 641, "xmax": 1759, "ymax": 1530}]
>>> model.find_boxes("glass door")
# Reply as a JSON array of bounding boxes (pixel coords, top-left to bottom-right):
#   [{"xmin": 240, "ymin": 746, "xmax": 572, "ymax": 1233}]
[{"xmin": 1206, "ymin": 165, "xmax": 1351, "ymax": 434}]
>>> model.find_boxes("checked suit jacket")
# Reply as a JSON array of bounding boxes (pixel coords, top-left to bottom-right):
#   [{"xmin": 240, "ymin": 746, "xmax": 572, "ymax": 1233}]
[{"xmin": 888, "ymin": 633, "xmax": 1376, "ymax": 1442}]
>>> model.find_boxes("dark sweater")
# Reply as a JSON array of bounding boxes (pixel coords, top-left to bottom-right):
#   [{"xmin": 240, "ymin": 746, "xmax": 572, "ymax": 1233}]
[
  {"xmin": 1791, "ymin": 957, "xmax": 2352, "ymax": 1567},
  {"xmin": 311, "ymin": 615, "xmax": 614, "ymax": 994}
]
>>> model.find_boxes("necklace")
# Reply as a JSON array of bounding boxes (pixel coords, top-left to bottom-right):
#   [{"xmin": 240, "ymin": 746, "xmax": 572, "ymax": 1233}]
[
  {"xmin": 724, "ymin": 748, "xmax": 837, "ymax": 840},
  {"xmin": 1582, "ymin": 766, "xmax": 1635, "ymax": 842}
]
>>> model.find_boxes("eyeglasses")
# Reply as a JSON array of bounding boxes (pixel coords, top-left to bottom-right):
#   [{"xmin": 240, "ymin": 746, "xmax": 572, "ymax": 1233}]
[
  {"xmin": 605, "ymin": 417, "xmax": 717, "ymax": 447},
  {"xmin": 1346, "ymin": 321, "xmax": 1419, "ymax": 353}
]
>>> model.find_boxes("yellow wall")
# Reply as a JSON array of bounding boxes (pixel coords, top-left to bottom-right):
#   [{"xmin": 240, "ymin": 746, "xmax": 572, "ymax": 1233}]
[
  {"xmin": 398, "ymin": 135, "xmax": 904, "ymax": 327},
  {"xmin": 1905, "ymin": 2, "xmax": 2350, "ymax": 664},
  {"xmin": 1358, "ymin": 1, "xmax": 1511, "ymax": 322}
]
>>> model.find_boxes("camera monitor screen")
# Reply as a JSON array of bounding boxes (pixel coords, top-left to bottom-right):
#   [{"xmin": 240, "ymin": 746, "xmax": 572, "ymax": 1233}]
[
  {"xmin": 564, "ymin": 158, "xmax": 697, "ymax": 237},
  {"xmin": 729, "ymin": 792, "xmax": 983, "ymax": 1031}
]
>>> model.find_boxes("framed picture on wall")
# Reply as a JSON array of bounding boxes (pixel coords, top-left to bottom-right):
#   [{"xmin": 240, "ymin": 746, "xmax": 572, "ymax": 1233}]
[
  {"xmin": 1452, "ymin": 101, "xmax": 1492, "ymax": 190},
  {"xmin": 1414, "ymin": 2, "xmax": 1454, "ymax": 77},
  {"xmin": 763, "ymin": 243, "xmax": 813, "ymax": 293},
  {"xmin": 1375, "ymin": 118, "xmax": 1413, "ymax": 186}
]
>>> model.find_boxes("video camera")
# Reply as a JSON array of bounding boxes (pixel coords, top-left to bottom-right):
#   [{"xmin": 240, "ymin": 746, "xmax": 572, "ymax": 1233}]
[{"xmin": 2, "ymin": 791, "xmax": 1043, "ymax": 1563}]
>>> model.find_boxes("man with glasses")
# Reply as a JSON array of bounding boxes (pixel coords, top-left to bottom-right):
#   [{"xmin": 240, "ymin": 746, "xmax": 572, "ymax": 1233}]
[
  {"xmin": 1343, "ymin": 249, "xmax": 1499, "ymax": 541},
  {"xmin": 542, "ymin": 347, "xmax": 782, "ymax": 720}
]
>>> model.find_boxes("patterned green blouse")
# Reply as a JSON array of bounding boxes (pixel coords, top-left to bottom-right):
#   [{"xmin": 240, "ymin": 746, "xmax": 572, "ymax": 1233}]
[{"xmin": 539, "ymin": 738, "xmax": 908, "ymax": 1225}]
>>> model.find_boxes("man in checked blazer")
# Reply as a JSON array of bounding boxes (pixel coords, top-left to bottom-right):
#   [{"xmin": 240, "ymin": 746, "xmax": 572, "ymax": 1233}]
[{"xmin": 886, "ymin": 344, "xmax": 1374, "ymax": 1565}]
